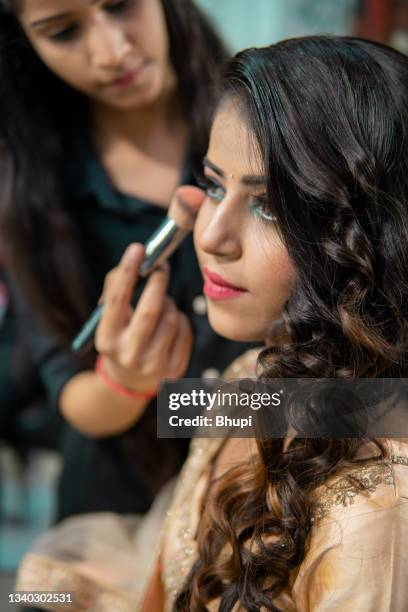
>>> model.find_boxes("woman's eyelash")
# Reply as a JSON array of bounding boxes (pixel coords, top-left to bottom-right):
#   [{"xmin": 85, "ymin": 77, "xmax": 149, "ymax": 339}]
[
  {"xmin": 48, "ymin": 25, "xmax": 78, "ymax": 42},
  {"xmin": 105, "ymin": 0, "xmax": 133, "ymax": 15},
  {"xmin": 194, "ymin": 172, "xmax": 225, "ymax": 202},
  {"xmin": 194, "ymin": 171, "xmax": 277, "ymax": 223},
  {"xmin": 47, "ymin": 0, "xmax": 132, "ymax": 42},
  {"xmin": 251, "ymin": 195, "xmax": 277, "ymax": 222}
]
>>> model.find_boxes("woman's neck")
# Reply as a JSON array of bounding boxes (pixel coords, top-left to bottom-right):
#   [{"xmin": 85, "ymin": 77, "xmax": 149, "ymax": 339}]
[
  {"xmin": 88, "ymin": 90, "xmax": 189, "ymax": 206},
  {"xmin": 90, "ymin": 90, "xmax": 187, "ymax": 155}
]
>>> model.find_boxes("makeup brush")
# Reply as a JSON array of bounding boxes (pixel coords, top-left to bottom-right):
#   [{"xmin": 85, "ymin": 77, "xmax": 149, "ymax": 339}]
[{"xmin": 71, "ymin": 186, "xmax": 205, "ymax": 353}]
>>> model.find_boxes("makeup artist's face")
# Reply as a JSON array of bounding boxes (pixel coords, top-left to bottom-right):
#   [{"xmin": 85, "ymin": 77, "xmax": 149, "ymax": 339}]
[
  {"xmin": 18, "ymin": 0, "xmax": 176, "ymax": 109},
  {"xmin": 194, "ymin": 100, "xmax": 296, "ymax": 342}
]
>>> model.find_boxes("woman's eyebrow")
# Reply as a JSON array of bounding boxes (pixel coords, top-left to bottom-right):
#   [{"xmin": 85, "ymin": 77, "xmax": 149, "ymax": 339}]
[
  {"xmin": 241, "ymin": 176, "xmax": 266, "ymax": 187},
  {"xmin": 203, "ymin": 157, "xmax": 266, "ymax": 187},
  {"xmin": 30, "ymin": 13, "xmax": 71, "ymax": 28},
  {"xmin": 30, "ymin": 0, "xmax": 99, "ymax": 28},
  {"xmin": 203, "ymin": 157, "xmax": 224, "ymax": 177}
]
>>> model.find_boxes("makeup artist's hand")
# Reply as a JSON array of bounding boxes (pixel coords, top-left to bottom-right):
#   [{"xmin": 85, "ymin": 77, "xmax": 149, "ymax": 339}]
[{"xmin": 95, "ymin": 243, "xmax": 193, "ymax": 393}]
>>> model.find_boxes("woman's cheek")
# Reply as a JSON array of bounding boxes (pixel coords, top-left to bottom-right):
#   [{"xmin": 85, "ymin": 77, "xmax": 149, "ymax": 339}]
[
  {"xmin": 255, "ymin": 236, "xmax": 296, "ymax": 303},
  {"xmin": 272, "ymin": 248, "xmax": 296, "ymax": 298},
  {"xmin": 264, "ymin": 227, "xmax": 296, "ymax": 283},
  {"xmin": 193, "ymin": 199, "xmax": 212, "ymax": 257},
  {"xmin": 278, "ymin": 250, "xmax": 296, "ymax": 285}
]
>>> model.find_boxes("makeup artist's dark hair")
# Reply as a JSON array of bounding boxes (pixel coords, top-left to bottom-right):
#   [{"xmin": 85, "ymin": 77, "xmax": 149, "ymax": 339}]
[
  {"xmin": 0, "ymin": 0, "xmax": 228, "ymax": 342},
  {"xmin": 176, "ymin": 36, "xmax": 408, "ymax": 610}
]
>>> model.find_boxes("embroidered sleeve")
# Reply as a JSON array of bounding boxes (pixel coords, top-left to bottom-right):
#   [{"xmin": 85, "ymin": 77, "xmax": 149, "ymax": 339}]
[{"xmin": 311, "ymin": 458, "xmax": 407, "ymax": 523}]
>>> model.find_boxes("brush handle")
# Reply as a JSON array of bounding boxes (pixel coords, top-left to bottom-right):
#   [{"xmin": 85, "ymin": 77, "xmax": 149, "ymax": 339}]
[
  {"xmin": 71, "ymin": 303, "xmax": 105, "ymax": 353},
  {"xmin": 71, "ymin": 219, "xmax": 189, "ymax": 353}
]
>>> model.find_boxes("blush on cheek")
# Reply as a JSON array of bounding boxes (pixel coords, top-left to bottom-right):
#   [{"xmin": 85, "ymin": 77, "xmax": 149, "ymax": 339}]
[
  {"xmin": 260, "ymin": 256, "xmax": 296, "ymax": 323},
  {"xmin": 278, "ymin": 252, "xmax": 296, "ymax": 283},
  {"xmin": 193, "ymin": 203, "xmax": 212, "ymax": 256},
  {"xmin": 265, "ymin": 241, "xmax": 296, "ymax": 288}
]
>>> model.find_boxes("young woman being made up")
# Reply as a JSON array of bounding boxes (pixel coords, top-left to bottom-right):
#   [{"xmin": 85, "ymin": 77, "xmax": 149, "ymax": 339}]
[{"xmin": 138, "ymin": 36, "xmax": 407, "ymax": 611}]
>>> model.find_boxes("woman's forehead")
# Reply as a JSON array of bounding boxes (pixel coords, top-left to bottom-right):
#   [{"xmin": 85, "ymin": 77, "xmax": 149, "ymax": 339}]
[
  {"xmin": 18, "ymin": 0, "xmax": 96, "ymax": 16},
  {"xmin": 209, "ymin": 102, "xmax": 263, "ymax": 178}
]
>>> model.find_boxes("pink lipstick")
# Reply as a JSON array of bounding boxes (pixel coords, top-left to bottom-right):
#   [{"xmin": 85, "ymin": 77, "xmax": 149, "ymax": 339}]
[
  {"xmin": 111, "ymin": 65, "xmax": 145, "ymax": 88},
  {"xmin": 203, "ymin": 267, "xmax": 247, "ymax": 301}
]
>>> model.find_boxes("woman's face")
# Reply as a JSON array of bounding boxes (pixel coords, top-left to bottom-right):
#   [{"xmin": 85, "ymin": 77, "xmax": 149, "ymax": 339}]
[
  {"xmin": 17, "ymin": 0, "xmax": 176, "ymax": 109},
  {"xmin": 194, "ymin": 100, "xmax": 296, "ymax": 342}
]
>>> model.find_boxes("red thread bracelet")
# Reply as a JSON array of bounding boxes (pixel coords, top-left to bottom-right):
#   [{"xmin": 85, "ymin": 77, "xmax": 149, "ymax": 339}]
[{"xmin": 95, "ymin": 355, "xmax": 157, "ymax": 400}]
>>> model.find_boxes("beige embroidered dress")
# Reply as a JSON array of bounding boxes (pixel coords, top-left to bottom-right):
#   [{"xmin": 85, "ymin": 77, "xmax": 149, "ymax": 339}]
[
  {"xmin": 17, "ymin": 349, "xmax": 408, "ymax": 610},
  {"xmin": 160, "ymin": 350, "xmax": 408, "ymax": 611}
]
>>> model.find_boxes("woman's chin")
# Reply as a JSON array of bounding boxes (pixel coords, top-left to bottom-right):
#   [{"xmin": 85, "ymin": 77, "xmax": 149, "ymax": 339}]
[{"xmin": 207, "ymin": 312, "xmax": 265, "ymax": 343}]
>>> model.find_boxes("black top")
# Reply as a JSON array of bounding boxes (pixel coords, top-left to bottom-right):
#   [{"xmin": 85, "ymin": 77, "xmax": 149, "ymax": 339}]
[{"xmin": 12, "ymin": 143, "xmax": 251, "ymax": 519}]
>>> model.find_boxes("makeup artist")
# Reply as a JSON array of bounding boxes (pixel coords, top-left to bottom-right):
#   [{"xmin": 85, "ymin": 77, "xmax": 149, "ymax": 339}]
[{"xmin": 0, "ymin": 0, "xmax": 247, "ymax": 520}]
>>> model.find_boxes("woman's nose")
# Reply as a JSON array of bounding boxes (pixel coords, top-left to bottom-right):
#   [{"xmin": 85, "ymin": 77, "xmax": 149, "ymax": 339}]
[
  {"xmin": 87, "ymin": 17, "xmax": 132, "ymax": 70},
  {"xmin": 197, "ymin": 200, "xmax": 243, "ymax": 261}
]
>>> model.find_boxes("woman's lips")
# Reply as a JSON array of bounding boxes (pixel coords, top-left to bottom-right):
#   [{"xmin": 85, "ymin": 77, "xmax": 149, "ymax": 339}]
[
  {"xmin": 203, "ymin": 267, "xmax": 247, "ymax": 301},
  {"xmin": 110, "ymin": 64, "xmax": 145, "ymax": 88}
]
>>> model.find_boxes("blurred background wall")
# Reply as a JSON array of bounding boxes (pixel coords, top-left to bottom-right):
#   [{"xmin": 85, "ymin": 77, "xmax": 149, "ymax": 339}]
[{"xmin": 195, "ymin": 0, "xmax": 407, "ymax": 53}]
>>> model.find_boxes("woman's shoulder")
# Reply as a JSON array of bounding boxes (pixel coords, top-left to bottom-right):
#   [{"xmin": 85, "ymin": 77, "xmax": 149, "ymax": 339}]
[
  {"xmin": 291, "ymin": 441, "xmax": 408, "ymax": 610},
  {"xmin": 311, "ymin": 439, "xmax": 408, "ymax": 526}
]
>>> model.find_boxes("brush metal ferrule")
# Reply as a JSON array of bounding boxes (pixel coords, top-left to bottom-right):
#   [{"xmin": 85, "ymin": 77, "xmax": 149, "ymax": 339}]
[{"xmin": 139, "ymin": 218, "xmax": 188, "ymax": 277}]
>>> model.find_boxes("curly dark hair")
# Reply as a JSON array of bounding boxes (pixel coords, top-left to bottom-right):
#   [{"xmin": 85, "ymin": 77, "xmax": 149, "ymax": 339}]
[
  {"xmin": 175, "ymin": 36, "xmax": 408, "ymax": 610},
  {"xmin": 0, "ymin": 0, "xmax": 228, "ymax": 343}
]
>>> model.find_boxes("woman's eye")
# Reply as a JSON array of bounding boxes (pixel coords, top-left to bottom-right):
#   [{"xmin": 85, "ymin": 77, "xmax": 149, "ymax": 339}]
[
  {"xmin": 105, "ymin": 0, "xmax": 132, "ymax": 14},
  {"xmin": 195, "ymin": 174, "xmax": 225, "ymax": 202},
  {"xmin": 48, "ymin": 24, "xmax": 78, "ymax": 42},
  {"xmin": 251, "ymin": 195, "xmax": 277, "ymax": 222}
]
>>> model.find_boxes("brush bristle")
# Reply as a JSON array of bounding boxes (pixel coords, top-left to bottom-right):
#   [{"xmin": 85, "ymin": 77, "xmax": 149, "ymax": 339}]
[{"xmin": 169, "ymin": 185, "xmax": 206, "ymax": 230}]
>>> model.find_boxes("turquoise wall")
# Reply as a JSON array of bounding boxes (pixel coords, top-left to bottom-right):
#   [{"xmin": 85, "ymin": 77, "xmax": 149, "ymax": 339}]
[{"xmin": 195, "ymin": 0, "xmax": 357, "ymax": 52}]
